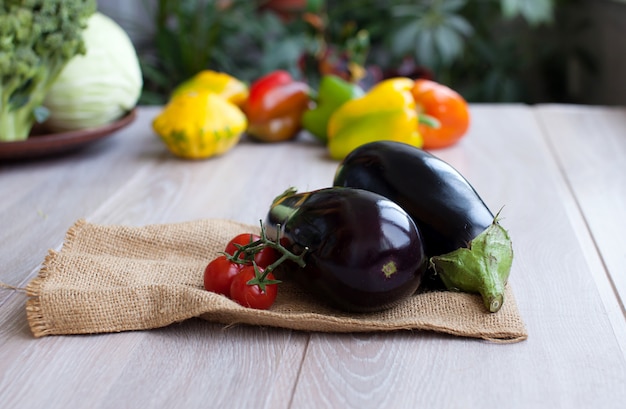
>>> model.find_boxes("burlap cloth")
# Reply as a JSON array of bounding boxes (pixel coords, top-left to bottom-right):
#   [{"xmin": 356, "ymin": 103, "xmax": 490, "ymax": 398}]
[{"xmin": 25, "ymin": 218, "xmax": 528, "ymax": 343}]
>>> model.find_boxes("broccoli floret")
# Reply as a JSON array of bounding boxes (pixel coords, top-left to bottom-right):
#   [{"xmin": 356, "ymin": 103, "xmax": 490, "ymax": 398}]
[{"xmin": 0, "ymin": 0, "xmax": 96, "ymax": 141}]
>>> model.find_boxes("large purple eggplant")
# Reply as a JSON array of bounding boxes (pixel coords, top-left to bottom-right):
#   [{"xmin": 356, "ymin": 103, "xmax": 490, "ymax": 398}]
[
  {"xmin": 333, "ymin": 141, "xmax": 513, "ymax": 312},
  {"xmin": 265, "ymin": 187, "xmax": 427, "ymax": 312}
]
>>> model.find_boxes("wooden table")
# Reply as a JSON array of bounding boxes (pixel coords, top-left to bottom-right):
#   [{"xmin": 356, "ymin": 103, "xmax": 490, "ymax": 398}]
[{"xmin": 1, "ymin": 105, "xmax": 625, "ymax": 408}]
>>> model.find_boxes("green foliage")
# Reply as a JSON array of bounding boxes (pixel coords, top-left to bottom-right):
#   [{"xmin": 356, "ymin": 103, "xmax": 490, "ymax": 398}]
[
  {"xmin": 323, "ymin": 0, "xmax": 590, "ymax": 102},
  {"xmin": 140, "ymin": 0, "xmax": 591, "ymax": 104},
  {"xmin": 501, "ymin": 0, "xmax": 554, "ymax": 25},
  {"xmin": 139, "ymin": 0, "xmax": 315, "ymax": 104},
  {"xmin": 389, "ymin": 0, "xmax": 474, "ymax": 68},
  {"xmin": 0, "ymin": 0, "xmax": 96, "ymax": 141}
]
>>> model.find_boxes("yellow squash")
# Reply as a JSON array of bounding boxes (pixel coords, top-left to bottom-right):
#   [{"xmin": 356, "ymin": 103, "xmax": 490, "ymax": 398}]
[
  {"xmin": 171, "ymin": 70, "xmax": 249, "ymax": 107},
  {"xmin": 153, "ymin": 90, "xmax": 247, "ymax": 159}
]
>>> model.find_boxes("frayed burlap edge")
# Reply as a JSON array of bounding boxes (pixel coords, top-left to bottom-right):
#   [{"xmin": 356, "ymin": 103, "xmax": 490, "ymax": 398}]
[{"xmin": 25, "ymin": 219, "xmax": 88, "ymax": 338}]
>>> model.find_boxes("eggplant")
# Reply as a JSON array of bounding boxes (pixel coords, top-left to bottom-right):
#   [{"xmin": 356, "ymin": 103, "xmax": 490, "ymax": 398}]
[
  {"xmin": 265, "ymin": 187, "xmax": 427, "ymax": 312},
  {"xmin": 333, "ymin": 141, "xmax": 513, "ymax": 312}
]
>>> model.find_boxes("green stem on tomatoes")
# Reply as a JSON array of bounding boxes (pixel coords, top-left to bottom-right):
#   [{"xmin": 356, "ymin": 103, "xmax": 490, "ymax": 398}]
[
  {"xmin": 227, "ymin": 220, "xmax": 308, "ymax": 290},
  {"xmin": 246, "ymin": 263, "xmax": 281, "ymax": 292}
]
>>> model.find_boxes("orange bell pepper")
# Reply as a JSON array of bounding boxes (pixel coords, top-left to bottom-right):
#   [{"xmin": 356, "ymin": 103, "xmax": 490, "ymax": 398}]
[{"xmin": 411, "ymin": 79, "xmax": 470, "ymax": 149}]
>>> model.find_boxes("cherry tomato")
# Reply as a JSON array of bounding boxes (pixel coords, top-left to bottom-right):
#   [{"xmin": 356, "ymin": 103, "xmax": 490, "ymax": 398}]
[
  {"xmin": 203, "ymin": 255, "xmax": 242, "ymax": 296},
  {"xmin": 411, "ymin": 79, "xmax": 470, "ymax": 150},
  {"xmin": 230, "ymin": 266, "xmax": 278, "ymax": 310},
  {"xmin": 254, "ymin": 246, "xmax": 280, "ymax": 268},
  {"xmin": 224, "ymin": 232, "xmax": 280, "ymax": 267},
  {"xmin": 225, "ymin": 233, "xmax": 261, "ymax": 260}
]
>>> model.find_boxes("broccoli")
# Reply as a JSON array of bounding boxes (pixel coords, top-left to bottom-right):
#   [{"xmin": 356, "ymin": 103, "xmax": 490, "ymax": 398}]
[{"xmin": 0, "ymin": 0, "xmax": 96, "ymax": 141}]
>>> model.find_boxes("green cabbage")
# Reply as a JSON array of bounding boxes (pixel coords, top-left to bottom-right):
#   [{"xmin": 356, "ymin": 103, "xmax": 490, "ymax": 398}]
[{"xmin": 43, "ymin": 12, "xmax": 142, "ymax": 132}]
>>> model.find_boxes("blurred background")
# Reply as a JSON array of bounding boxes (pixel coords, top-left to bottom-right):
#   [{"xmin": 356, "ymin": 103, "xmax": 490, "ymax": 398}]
[{"xmin": 96, "ymin": 0, "xmax": 626, "ymax": 106}]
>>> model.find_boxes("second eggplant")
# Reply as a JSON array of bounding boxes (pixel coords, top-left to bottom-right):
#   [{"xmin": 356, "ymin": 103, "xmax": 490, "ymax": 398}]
[
  {"xmin": 265, "ymin": 187, "xmax": 427, "ymax": 312},
  {"xmin": 333, "ymin": 141, "xmax": 513, "ymax": 312}
]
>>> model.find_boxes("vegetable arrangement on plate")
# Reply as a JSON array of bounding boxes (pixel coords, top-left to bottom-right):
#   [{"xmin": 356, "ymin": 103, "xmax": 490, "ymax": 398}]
[
  {"xmin": 43, "ymin": 12, "xmax": 142, "ymax": 132},
  {"xmin": 202, "ymin": 141, "xmax": 513, "ymax": 315},
  {"xmin": 0, "ymin": 2, "xmax": 142, "ymax": 142}
]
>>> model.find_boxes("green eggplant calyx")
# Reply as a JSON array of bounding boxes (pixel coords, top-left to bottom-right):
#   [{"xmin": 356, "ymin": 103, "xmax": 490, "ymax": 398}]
[
  {"xmin": 269, "ymin": 203, "xmax": 298, "ymax": 228},
  {"xmin": 429, "ymin": 214, "xmax": 513, "ymax": 313},
  {"xmin": 271, "ymin": 187, "xmax": 299, "ymax": 206},
  {"xmin": 269, "ymin": 187, "xmax": 302, "ymax": 225}
]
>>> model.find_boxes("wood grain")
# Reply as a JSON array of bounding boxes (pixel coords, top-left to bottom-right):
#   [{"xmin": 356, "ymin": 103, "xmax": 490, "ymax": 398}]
[
  {"xmin": 535, "ymin": 104, "xmax": 626, "ymax": 354},
  {"xmin": 1, "ymin": 105, "xmax": 626, "ymax": 409},
  {"xmin": 536, "ymin": 105, "xmax": 626, "ymax": 296}
]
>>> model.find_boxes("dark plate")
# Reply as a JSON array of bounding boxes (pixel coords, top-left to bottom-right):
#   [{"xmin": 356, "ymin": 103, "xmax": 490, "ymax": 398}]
[{"xmin": 0, "ymin": 109, "xmax": 137, "ymax": 161}]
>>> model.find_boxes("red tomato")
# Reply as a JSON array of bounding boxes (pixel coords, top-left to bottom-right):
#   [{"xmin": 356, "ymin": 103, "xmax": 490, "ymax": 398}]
[
  {"xmin": 225, "ymin": 233, "xmax": 261, "ymax": 260},
  {"xmin": 411, "ymin": 79, "xmax": 470, "ymax": 149},
  {"xmin": 230, "ymin": 266, "xmax": 278, "ymax": 310},
  {"xmin": 203, "ymin": 255, "xmax": 242, "ymax": 296},
  {"xmin": 254, "ymin": 246, "xmax": 280, "ymax": 269}
]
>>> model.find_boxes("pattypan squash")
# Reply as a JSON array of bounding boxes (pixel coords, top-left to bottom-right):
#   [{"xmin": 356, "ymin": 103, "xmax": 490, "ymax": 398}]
[
  {"xmin": 171, "ymin": 70, "xmax": 249, "ymax": 108},
  {"xmin": 153, "ymin": 90, "xmax": 247, "ymax": 159}
]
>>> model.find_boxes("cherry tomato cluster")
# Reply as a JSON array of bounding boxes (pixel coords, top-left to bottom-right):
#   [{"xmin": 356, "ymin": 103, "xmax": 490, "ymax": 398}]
[{"xmin": 203, "ymin": 233, "xmax": 281, "ymax": 310}]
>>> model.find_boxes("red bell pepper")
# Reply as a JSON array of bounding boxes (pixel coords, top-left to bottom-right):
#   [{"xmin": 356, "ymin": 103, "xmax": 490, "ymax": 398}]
[{"xmin": 243, "ymin": 70, "xmax": 311, "ymax": 142}]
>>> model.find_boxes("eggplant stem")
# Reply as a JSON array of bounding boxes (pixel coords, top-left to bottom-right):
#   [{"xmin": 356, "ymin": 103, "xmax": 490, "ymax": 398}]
[
  {"xmin": 479, "ymin": 276, "xmax": 505, "ymax": 313},
  {"xmin": 271, "ymin": 187, "xmax": 298, "ymax": 206},
  {"xmin": 488, "ymin": 296, "xmax": 503, "ymax": 313}
]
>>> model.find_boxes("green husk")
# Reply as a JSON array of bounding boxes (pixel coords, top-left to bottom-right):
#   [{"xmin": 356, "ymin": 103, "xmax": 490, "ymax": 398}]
[{"xmin": 430, "ymin": 214, "xmax": 513, "ymax": 313}]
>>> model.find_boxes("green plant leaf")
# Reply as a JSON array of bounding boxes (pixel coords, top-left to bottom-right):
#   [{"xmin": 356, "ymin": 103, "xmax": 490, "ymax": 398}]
[
  {"xmin": 415, "ymin": 28, "xmax": 436, "ymax": 68},
  {"xmin": 501, "ymin": 0, "xmax": 522, "ymax": 19},
  {"xmin": 446, "ymin": 14, "xmax": 473, "ymax": 37},
  {"xmin": 391, "ymin": 21, "xmax": 420, "ymax": 57},
  {"xmin": 521, "ymin": 0, "xmax": 554, "ymax": 25},
  {"xmin": 501, "ymin": 0, "xmax": 554, "ymax": 25},
  {"xmin": 440, "ymin": 0, "xmax": 468, "ymax": 13},
  {"xmin": 433, "ymin": 24, "xmax": 464, "ymax": 64}
]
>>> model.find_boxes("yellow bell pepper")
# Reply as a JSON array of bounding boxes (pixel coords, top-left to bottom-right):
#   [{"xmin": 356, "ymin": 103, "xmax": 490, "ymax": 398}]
[
  {"xmin": 172, "ymin": 70, "xmax": 249, "ymax": 107},
  {"xmin": 326, "ymin": 78, "xmax": 423, "ymax": 160},
  {"xmin": 152, "ymin": 90, "xmax": 247, "ymax": 159}
]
